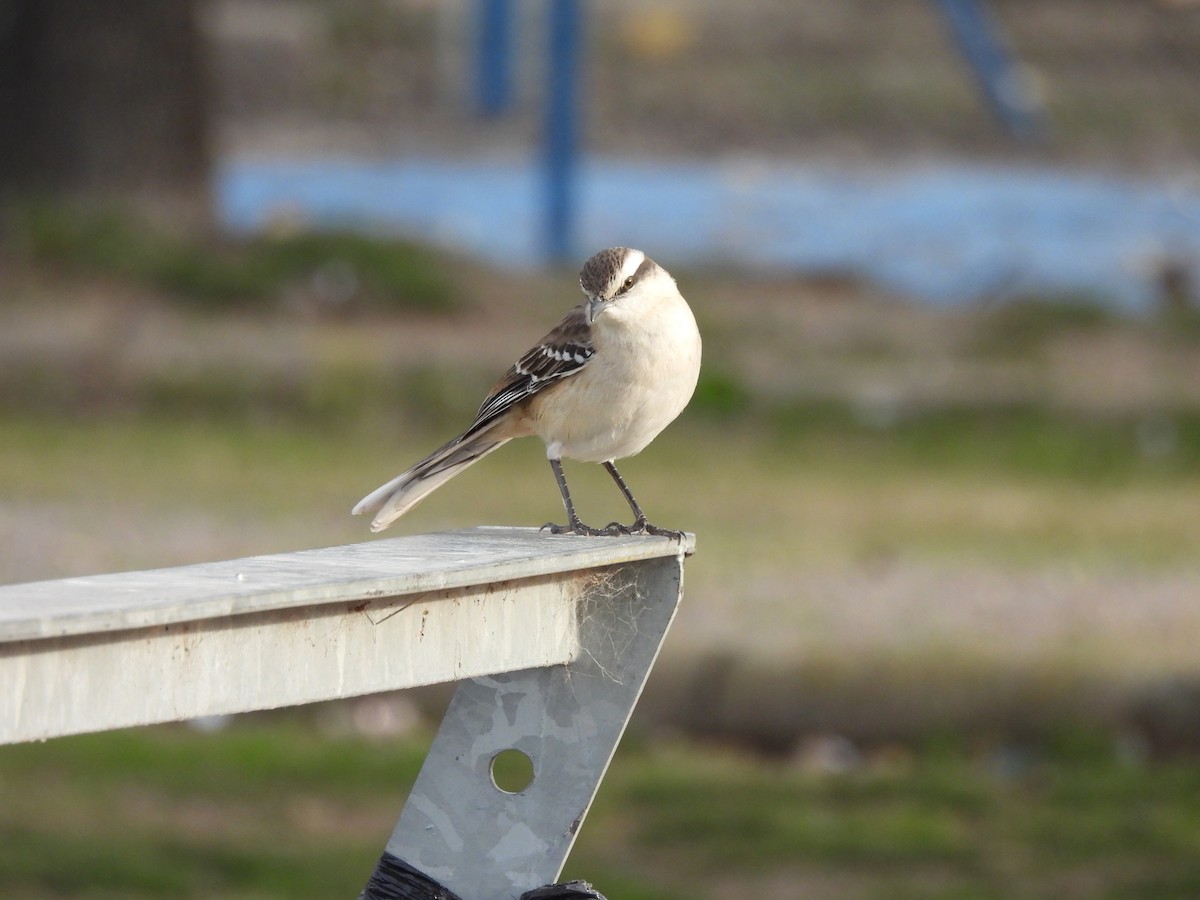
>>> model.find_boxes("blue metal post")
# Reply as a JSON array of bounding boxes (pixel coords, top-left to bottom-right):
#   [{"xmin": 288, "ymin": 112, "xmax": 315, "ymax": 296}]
[
  {"xmin": 933, "ymin": 0, "xmax": 1045, "ymax": 142},
  {"xmin": 544, "ymin": 0, "xmax": 582, "ymax": 264},
  {"xmin": 476, "ymin": 0, "xmax": 514, "ymax": 117}
]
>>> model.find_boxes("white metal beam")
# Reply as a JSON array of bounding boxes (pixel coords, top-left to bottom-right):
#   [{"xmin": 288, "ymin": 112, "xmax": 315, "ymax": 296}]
[{"xmin": 0, "ymin": 527, "xmax": 693, "ymax": 745}]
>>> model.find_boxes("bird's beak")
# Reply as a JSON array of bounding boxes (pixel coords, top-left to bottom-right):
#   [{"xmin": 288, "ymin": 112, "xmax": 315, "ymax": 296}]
[{"xmin": 586, "ymin": 295, "xmax": 605, "ymax": 324}]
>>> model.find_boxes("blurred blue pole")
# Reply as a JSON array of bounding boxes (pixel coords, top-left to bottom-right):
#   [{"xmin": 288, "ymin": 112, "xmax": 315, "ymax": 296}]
[
  {"xmin": 476, "ymin": 0, "xmax": 514, "ymax": 117},
  {"xmin": 933, "ymin": 0, "xmax": 1046, "ymax": 143},
  {"xmin": 544, "ymin": 0, "xmax": 581, "ymax": 264}
]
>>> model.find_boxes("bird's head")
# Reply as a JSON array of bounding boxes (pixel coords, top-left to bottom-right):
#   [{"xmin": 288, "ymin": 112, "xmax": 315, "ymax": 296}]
[{"xmin": 579, "ymin": 247, "xmax": 673, "ymax": 323}]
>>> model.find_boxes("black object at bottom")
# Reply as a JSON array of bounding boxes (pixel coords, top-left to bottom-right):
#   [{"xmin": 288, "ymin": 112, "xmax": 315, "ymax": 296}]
[
  {"xmin": 359, "ymin": 852, "xmax": 608, "ymax": 900},
  {"xmin": 359, "ymin": 853, "xmax": 464, "ymax": 900},
  {"xmin": 521, "ymin": 881, "xmax": 609, "ymax": 900}
]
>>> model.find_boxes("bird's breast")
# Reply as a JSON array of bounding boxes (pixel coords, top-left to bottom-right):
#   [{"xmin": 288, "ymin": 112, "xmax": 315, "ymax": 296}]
[{"xmin": 534, "ymin": 295, "xmax": 701, "ymax": 462}]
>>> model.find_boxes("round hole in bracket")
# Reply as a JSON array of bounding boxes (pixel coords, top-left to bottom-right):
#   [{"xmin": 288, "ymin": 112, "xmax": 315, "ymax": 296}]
[{"xmin": 490, "ymin": 748, "xmax": 535, "ymax": 794}]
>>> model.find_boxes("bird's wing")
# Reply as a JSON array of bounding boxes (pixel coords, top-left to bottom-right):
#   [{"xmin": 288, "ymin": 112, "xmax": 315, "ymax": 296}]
[{"xmin": 466, "ymin": 303, "xmax": 594, "ymax": 437}]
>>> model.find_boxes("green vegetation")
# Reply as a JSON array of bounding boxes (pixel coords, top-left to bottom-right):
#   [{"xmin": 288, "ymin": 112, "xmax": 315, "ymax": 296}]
[
  {"xmin": 0, "ymin": 723, "xmax": 426, "ymax": 898},
  {"xmin": 688, "ymin": 368, "xmax": 755, "ymax": 420},
  {"xmin": 2, "ymin": 723, "xmax": 1199, "ymax": 899},
  {"xmin": 975, "ymin": 295, "xmax": 1121, "ymax": 353},
  {"xmin": 5, "ymin": 203, "xmax": 459, "ymax": 312},
  {"xmin": 766, "ymin": 402, "xmax": 1200, "ymax": 484},
  {"xmin": 6, "ymin": 359, "xmax": 1200, "ymax": 486},
  {"xmin": 3, "ymin": 408, "xmax": 1199, "ymax": 574}
]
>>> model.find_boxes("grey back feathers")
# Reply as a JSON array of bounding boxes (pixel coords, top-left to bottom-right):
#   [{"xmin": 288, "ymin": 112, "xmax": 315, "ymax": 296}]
[{"xmin": 470, "ymin": 304, "xmax": 594, "ymax": 436}]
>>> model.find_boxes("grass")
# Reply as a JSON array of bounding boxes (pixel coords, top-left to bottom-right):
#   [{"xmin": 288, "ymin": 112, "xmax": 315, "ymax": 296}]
[
  {"xmin": 0, "ymin": 723, "xmax": 422, "ymax": 899},
  {"xmin": 1, "ymin": 405, "xmax": 1198, "ymax": 640},
  {"xmin": 4, "ymin": 203, "xmax": 459, "ymax": 312},
  {"xmin": 973, "ymin": 295, "xmax": 1122, "ymax": 355},
  {"xmin": 762, "ymin": 401, "xmax": 1200, "ymax": 484},
  {"xmin": 2, "ymin": 723, "xmax": 1200, "ymax": 899},
  {"xmin": 3, "ymin": 408, "xmax": 1199, "ymax": 576}
]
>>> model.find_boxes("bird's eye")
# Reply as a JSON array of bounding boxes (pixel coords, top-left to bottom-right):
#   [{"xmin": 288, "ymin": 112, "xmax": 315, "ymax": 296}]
[{"xmin": 622, "ymin": 276, "xmax": 635, "ymax": 291}]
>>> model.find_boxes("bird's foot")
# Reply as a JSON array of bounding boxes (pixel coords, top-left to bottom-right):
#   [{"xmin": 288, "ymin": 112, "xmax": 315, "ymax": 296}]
[
  {"xmin": 542, "ymin": 520, "xmax": 620, "ymax": 537},
  {"xmin": 541, "ymin": 517, "xmax": 684, "ymax": 539},
  {"xmin": 609, "ymin": 517, "xmax": 686, "ymax": 540}
]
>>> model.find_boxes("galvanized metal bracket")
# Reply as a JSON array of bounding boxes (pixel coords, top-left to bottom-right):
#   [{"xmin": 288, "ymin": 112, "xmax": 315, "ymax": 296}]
[{"xmin": 365, "ymin": 548, "xmax": 689, "ymax": 900}]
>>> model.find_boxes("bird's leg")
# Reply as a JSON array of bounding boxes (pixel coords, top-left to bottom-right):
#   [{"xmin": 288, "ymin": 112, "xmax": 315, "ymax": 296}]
[
  {"xmin": 544, "ymin": 457, "xmax": 615, "ymax": 536},
  {"xmin": 601, "ymin": 461, "xmax": 684, "ymax": 538}
]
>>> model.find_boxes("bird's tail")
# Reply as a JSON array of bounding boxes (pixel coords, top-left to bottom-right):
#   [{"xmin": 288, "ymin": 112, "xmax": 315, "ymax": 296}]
[{"xmin": 352, "ymin": 432, "xmax": 508, "ymax": 532}]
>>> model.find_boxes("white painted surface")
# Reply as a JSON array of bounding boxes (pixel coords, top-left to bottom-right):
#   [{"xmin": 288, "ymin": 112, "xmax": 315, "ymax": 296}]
[
  {"xmin": 0, "ymin": 528, "xmax": 694, "ymax": 745},
  {"xmin": 0, "ymin": 527, "xmax": 692, "ymax": 641}
]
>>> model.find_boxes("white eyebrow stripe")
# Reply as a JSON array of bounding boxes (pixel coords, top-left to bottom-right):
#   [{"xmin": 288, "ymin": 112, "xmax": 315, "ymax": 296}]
[{"xmin": 617, "ymin": 249, "xmax": 645, "ymax": 285}]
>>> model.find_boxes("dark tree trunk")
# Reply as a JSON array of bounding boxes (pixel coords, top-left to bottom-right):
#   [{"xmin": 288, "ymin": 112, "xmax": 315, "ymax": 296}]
[{"xmin": 0, "ymin": 0, "xmax": 212, "ymax": 226}]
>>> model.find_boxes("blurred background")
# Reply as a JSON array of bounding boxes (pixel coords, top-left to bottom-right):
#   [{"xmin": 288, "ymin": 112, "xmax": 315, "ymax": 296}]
[{"xmin": 2, "ymin": 1, "xmax": 1200, "ymax": 897}]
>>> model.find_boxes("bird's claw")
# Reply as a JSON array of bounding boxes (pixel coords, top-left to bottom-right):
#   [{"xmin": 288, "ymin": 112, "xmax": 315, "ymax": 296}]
[
  {"xmin": 541, "ymin": 518, "xmax": 684, "ymax": 539},
  {"xmin": 542, "ymin": 521, "xmax": 614, "ymax": 537},
  {"xmin": 624, "ymin": 517, "xmax": 686, "ymax": 539}
]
